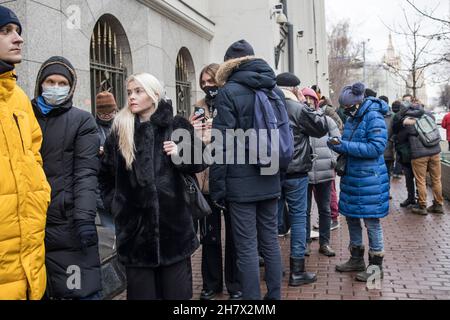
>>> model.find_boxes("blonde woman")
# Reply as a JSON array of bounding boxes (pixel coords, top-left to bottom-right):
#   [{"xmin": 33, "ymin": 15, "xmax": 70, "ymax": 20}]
[{"xmin": 99, "ymin": 73, "xmax": 207, "ymax": 300}]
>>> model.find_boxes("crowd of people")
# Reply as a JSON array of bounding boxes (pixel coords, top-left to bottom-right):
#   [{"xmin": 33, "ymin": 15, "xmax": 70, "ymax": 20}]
[{"xmin": 0, "ymin": 5, "xmax": 445, "ymax": 301}]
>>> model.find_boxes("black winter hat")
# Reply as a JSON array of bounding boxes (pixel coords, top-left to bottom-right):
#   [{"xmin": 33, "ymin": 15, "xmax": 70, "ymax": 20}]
[
  {"xmin": 224, "ymin": 39, "xmax": 255, "ymax": 61},
  {"xmin": 0, "ymin": 5, "xmax": 22, "ymax": 35},
  {"xmin": 40, "ymin": 60, "xmax": 74, "ymax": 87},
  {"xmin": 276, "ymin": 72, "xmax": 301, "ymax": 87},
  {"xmin": 35, "ymin": 56, "xmax": 77, "ymax": 99},
  {"xmin": 365, "ymin": 88, "xmax": 377, "ymax": 98},
  {"xmin": 379, "ymin": 95, "xmax": 389, "ymax": 104}
]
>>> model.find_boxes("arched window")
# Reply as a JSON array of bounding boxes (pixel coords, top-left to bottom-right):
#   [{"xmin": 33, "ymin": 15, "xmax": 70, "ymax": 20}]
[
  {"xmin": 90, "ymin": 15, "xmax": 132, "ymax": 114},
  {"xmin": 175, "ymin": 48, "xmax": 196, "ymax": 118}
]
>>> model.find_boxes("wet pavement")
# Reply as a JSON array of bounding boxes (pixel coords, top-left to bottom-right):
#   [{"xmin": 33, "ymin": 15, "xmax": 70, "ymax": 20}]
[{"xmin": 115, "ymin": 176, "xmax": 450, "ymax": 300}]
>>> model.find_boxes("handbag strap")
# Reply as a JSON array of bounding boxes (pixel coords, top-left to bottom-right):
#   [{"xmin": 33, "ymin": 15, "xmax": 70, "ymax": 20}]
[{"xmin": 348, "ymin": 109, "xmax": 370, "ymax": 142}]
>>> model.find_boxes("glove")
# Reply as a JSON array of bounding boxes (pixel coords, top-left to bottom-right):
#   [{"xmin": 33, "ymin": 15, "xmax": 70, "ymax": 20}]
[
  {"xmin": 212, "ymin": 200, "xmax": 227, "ymax": 212},
  {"xmin": 74, "ymin": 219, "xmax": 98, "ymax": 253}
]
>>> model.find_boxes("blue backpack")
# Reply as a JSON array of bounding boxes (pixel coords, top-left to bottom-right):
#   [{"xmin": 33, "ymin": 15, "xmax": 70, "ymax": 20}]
[{"xmin": 252, "ymin": 89, "xmax": 294, "ymax": 171}]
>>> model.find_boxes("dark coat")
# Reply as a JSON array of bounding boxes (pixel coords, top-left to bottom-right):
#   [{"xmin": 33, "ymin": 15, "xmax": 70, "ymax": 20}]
[
  {"xmin": 99, "ymin": 100, "xmax": 206, "ymax": 268},
  {"xmin": 393, "ymin": 105, "xmax": 441, "ymax": 160},
  {"xmin": 384, "ymin": 112, "xmax": 395, "ymax": 161},
  {"xmin": 282, "ymin": 89, "xmax": 328, "ymax": 179},
  {"xmin": 32, "ymin": 56, "xmax": 101, "ymax": 299},
  {"xmin": 210, "ymin": 57, "xmax": 283, "ymax": 203},
  {"xmin": 319, "ymin": 99, "xmax": 344, "ymax": 132},
  {"xmin": 97, "ymin": 118, "xmax": 113, "ymax": 149},
  {"xmin": 96, "ymin": 118, "xmax": 113, "ymax": 211}
]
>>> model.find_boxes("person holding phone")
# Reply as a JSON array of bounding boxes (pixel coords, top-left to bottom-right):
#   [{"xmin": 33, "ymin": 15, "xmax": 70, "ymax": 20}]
[
  {"xmin": 328, "ymin": 82, "xmax": 389, "ymax": 283},
  {"xmin": 99, "ymin": 73, "xmax": 206, "ymax": 300},
  {"xmin": 190, "ymin": 64, "xmax": 242, "ymax": 301}
]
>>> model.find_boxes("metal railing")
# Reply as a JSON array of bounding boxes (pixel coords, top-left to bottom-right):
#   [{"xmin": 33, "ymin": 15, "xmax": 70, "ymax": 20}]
[
  {"xmin": 176, "ymin": 52, "xmax": 192, "ymax": 119},
  {"xmin": 90, "ymin": 19, "xmax": 127, "ymax": 114}
]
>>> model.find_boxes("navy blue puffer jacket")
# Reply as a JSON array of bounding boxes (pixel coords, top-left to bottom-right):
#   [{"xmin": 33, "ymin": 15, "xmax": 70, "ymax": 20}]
[{"xmin": 329, "ymin": 97, "xmax": 390, "ymax": 219}]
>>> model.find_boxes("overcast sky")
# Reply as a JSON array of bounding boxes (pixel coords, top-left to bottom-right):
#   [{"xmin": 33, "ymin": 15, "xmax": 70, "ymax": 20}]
[{"xmin": 325, "ymin": 0, "xmax": 450, "ymax": 99}]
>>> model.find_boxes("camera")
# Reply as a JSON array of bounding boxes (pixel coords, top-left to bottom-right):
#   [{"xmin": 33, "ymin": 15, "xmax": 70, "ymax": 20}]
[{"xmin": 272, "ymin": 3, "xmax": 284, "ymax": 14}]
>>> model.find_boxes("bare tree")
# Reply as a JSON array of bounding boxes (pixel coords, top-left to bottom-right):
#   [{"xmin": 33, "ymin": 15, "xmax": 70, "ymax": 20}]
[
  {"xmin": 383, "ymin": 10, "xmax": 447, "ymax": 99},
  {"xmin": 406, "ymin": 0, "xmax": 450, "ymax": 64},
  {"xmin": 406, "ymin": 0, "xmax": 450, "ymax": 29},
  {"xmin": 328, "ymin": 20, "xmax": 361, "ymax": 106}
]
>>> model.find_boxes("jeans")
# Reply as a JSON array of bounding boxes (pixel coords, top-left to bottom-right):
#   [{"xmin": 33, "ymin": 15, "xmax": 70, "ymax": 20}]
[
  {"xmin": 306, "ymin": 181, "xmax": 332, "ymax": 246},
  {"xmin": 346, "ymin": 218, "xmax": 384, "ymax": 253},
  {"xmin": 229, "ymin": 199, "xmax": 282, "ymax": 300},
  {"xmin": 277, "ymin": 191, "xmax": 290, "ymax": 234},
  {"xmin": 385, "ymin": 160, "xmax": 394, "ymax": 182},
  {"xmin": 280, "ymin": 177, "xmax": 309, "ymax": 259}
]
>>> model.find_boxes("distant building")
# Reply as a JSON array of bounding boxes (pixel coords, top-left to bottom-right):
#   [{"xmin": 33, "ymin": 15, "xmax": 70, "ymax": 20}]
[{"xmin": 351, "ymin": 34, "xmax": 428, "ymax": 105}]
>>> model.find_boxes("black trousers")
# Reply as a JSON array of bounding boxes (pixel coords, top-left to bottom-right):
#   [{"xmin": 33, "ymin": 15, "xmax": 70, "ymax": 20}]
[
  {"xmin": 200, "ymin": 196, "xmax": 240, "ymax": 294},
  {"xmin": 126, "ymin": 258, "xmax": 193, "ymax": 300},
  {"xmin": 385, "ymin": 160, "xmax": 394, "ymax": 181},
  {"xmin": 402, "ymin": 163, "xmax": 416, "ymax": 201}
]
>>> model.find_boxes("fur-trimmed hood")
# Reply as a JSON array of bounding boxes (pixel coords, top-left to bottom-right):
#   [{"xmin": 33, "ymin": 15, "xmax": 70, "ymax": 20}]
[
  {"xmin": 215, "ymin": 56, "xmax": 276, "ymax": 90},
  {"xmin": 281, "ymin": 88, "xmax": 299, "ymax": 102}
]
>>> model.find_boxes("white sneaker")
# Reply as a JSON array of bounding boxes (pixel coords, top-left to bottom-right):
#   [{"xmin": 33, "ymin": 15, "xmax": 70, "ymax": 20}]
[
  {"xmin": 310, "ymin": 230, "xmax": 319, "ymax": 240},
  {"xmin": 330, "ymin": 220, "xmax": 340, "ymax": 231}
]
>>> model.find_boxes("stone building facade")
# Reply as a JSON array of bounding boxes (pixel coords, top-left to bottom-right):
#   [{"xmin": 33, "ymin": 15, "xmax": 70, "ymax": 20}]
[{"xmin": 4, "ymin": 0, "xmax": 329, "ymax": 115}]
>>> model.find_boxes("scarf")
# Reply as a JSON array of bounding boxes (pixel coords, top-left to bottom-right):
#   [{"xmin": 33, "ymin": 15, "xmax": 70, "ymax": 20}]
[{"xmin": 37, "ymin": 96, "xmax": 54, "ymax": 115}]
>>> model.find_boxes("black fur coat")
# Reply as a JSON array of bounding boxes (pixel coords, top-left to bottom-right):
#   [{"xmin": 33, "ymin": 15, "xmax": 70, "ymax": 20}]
[{"xmin": 99, "ymin": 100, "xmax": 207, "ymax": 267}]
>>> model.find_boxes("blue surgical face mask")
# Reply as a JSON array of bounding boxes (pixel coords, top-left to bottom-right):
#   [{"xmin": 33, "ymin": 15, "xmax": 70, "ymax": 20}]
[{"xmin": 42, "ymin": 85, "xmax": 70, "ymax": 106}]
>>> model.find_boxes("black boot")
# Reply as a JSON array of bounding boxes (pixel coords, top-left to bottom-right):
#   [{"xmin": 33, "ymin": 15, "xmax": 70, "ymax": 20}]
[
  {"xmin": 335, "ymin": 246, "xmax": 366, "ymax": 272},
  {"xmin": 400, "ymin": 198, "xmax": 416, "ymax": 208},
  {"xmin": 289, "ymin": 257, "xmax": 317, "ymax": 287},
  {"xmin": 356, "ymin": 253, "xmax": 384, "ymax": 282}
]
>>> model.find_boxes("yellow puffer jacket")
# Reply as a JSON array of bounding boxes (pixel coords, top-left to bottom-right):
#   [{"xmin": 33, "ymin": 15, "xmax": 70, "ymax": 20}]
[{"xmin": 0, "ymin": 70, "xmax": 51, "ymax": 300}]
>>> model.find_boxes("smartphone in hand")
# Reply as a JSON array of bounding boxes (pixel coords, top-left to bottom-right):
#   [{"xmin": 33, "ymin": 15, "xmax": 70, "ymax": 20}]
[
  {"xmin": 329, "ymin": 137, "xmax": 341, "ymax": 145},
  {"xmin": 194, "ymin": 107, "xmax": 206, "ymax": 123}
]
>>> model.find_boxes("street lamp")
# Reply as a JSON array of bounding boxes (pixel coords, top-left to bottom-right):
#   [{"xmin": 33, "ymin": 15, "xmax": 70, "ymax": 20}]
[{"xmin": 362, "ymin": 39, "xmax": 370, "ymax": 84}]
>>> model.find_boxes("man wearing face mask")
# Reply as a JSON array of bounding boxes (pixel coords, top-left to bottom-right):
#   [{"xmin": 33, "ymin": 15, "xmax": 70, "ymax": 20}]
[
  {"xmin": 329, "ymin": 82, "xmax": 389, "ymax": 282},
  {"xmin": 95, "ymin": 91, "xmax": 118, "ymax": 229},
  {"xmin": 31, "ymin": 56, "xmax": 102, "ymax": 300}
]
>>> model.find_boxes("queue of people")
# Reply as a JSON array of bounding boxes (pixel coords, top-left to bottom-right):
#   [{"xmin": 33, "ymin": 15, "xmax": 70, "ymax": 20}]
[{"xmin": 0, "ymin": 4, "xmax": 445, "ymax": 301}]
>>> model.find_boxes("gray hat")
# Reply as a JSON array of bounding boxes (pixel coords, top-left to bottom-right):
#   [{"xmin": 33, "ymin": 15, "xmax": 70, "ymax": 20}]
[{"xmin": 339, "ymin": 82, "xmax": 366, "ymax": 106}]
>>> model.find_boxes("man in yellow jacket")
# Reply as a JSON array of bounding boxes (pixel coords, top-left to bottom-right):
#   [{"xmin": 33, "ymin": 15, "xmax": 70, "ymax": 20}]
[{"xmin": 0, "ymin": 5, "xmax": 51, "ymax": 300}]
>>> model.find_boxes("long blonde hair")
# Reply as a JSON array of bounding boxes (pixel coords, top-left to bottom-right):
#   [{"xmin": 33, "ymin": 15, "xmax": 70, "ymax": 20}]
[{"xmin": 112, "ymin": 73, "xmax": 165, "ymax": 170}]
